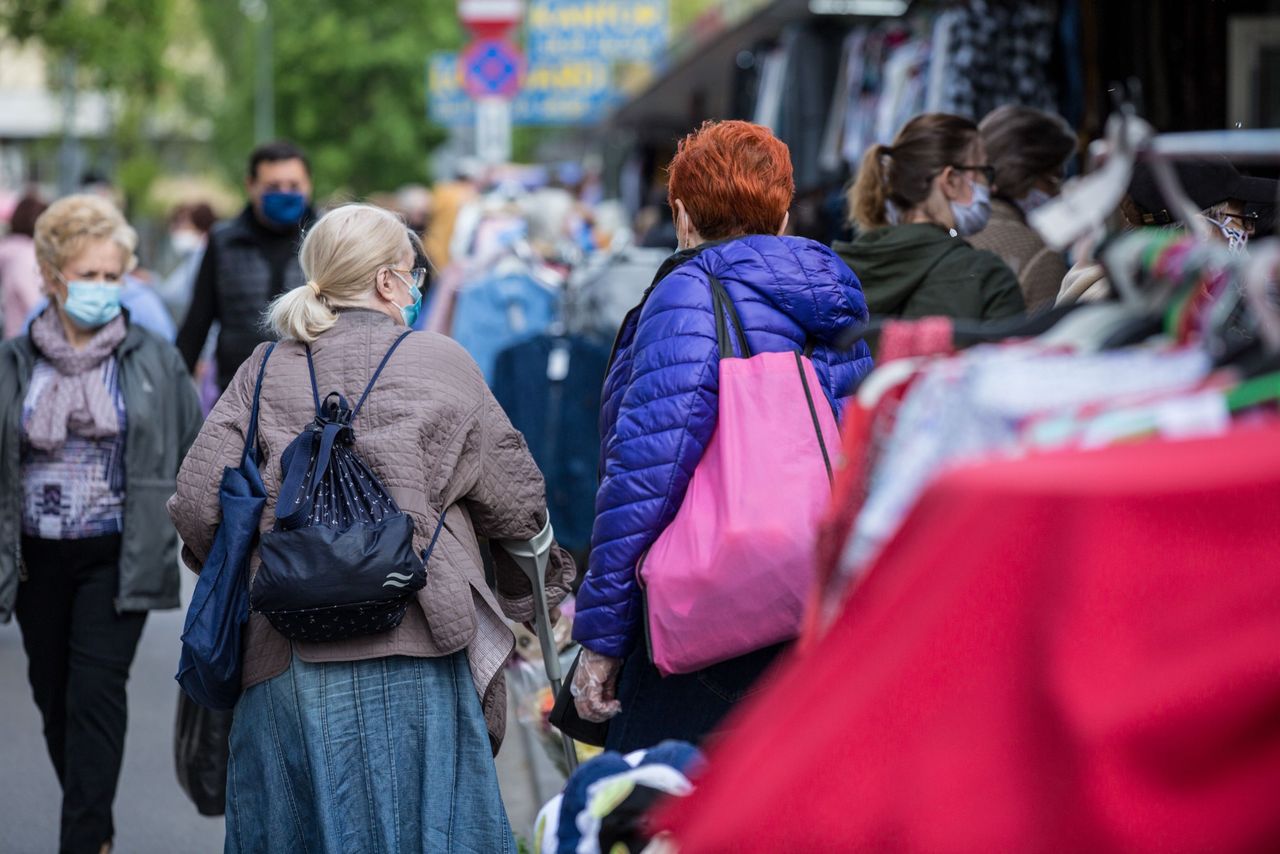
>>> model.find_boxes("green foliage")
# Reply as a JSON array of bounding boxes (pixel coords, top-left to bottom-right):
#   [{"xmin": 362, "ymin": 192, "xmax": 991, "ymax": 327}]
[
  {"xmin": 1, "ymin": 0, "xmax": 178, "ymax": 207},
  {"xmin": 1, "ymin": 0, "xmax": 174, "ymax": 94},
  {"xmin": 194, "ymin": 0, "xmax": 465, "ymax": 198}
]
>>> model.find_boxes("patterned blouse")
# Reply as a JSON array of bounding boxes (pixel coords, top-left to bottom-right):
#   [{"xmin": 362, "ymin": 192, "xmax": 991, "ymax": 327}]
[{"xmin": 20, "ymin": 357, "xmax": 128, "ymax": 539}]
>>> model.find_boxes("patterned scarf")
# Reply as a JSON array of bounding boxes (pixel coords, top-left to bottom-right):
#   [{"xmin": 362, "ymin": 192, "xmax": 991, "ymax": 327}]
[{"xmin": 26, "ymin": 306, "xmax": 128, "ymax": 451}]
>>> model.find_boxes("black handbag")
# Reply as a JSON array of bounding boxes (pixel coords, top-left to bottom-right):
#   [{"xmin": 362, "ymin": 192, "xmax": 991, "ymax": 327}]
[
  {"xmin": 251, "ymin": 332, "xmax": 441, "ymax": 642},
  {"xmin": 549, "ymin": 649, "xmax": 611, "ymax": 747},
  {"xmin": 173, "ymin": 690, "xmax": 231, "ymax": 816}
]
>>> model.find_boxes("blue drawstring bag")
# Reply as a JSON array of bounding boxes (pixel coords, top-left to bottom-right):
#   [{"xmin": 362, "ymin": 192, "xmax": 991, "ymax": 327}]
[
  {"xmin": 250, "ymin": 331, "xmax": 434, "ymax": 642},
  {"xmin": 176, "ymin": 344, "xmax": 275, "ymax": 710}
]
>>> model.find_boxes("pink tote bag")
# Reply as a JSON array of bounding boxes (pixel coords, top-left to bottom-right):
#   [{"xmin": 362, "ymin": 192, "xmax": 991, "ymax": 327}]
[{"xmin": 639, "ymin": 277, "xmax": 839, "ymax": 676}]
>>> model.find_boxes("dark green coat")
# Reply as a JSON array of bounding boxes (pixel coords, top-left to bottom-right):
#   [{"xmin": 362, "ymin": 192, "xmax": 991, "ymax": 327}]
[
  {"xmin": 834, "ymin": 223, "xmax": 1025, "ymax": 321},
  {"xmin": 0, "ymin": 313, "xmax": 203, "ymax": 621}
]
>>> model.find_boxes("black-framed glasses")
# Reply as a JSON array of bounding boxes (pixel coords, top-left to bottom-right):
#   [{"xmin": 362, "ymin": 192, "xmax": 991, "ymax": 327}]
[{"xmin": 951, "ymin": 164, "xmax": 996, "ymax": 185}]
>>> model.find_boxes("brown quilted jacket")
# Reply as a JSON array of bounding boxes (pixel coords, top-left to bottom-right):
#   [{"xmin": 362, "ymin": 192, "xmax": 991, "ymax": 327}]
[{"xmin": 167, "ymin": 308, "xmax": 574, "ymax": 750}]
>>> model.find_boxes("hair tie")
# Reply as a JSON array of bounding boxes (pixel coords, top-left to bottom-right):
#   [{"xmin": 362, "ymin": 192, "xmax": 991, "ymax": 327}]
[
  {"xmin": 881, "ymin": 146, "xmax": 894, "ymax": 158},
  {"xmin": 308, "ymin": 280, "xmax": 322, "ymax": 297}
]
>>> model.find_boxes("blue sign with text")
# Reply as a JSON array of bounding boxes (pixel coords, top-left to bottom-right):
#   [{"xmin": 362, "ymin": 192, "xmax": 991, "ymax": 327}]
[{"xmin": 526, "ymin": 0, "xmax": 668, "ymax": 63}]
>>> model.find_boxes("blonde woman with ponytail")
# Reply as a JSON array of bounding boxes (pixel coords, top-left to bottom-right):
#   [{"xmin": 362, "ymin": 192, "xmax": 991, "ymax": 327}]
[
  {"xmin": 834, "ymin": 113, "xmax": 1025, "ymax": 321},
  {"xmin": 170, "ymin": 203, "xmax": 575, "ymax": 853}
]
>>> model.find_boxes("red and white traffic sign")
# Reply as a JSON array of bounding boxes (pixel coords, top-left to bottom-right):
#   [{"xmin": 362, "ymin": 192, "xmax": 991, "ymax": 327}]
[{"xmin": 458, "ymin": 0, "xmax": 524, "ymax": 37}]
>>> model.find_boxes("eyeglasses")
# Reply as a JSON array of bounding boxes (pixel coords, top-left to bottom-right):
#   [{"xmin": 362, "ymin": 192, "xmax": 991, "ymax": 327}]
[
  {"xmin": 1219, "ymin": 211, "xmax": 1259, "ymax": 234},
  {"xmin": 389, "ymin": 267, "xmax": 428, "ymax": 289},
  {"xmin": 951, "ymin": 164, "xmax": 997, "ymax": 186}
]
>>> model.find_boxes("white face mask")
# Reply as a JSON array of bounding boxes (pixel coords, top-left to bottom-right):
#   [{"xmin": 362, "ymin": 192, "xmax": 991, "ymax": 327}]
[
  {"xmin": 950, "ymin": 181, "xmax": 992, "ymax": 237},
  {"xmin": 171, "ymin": 230, "xmax": 204, "ymax": 255}
]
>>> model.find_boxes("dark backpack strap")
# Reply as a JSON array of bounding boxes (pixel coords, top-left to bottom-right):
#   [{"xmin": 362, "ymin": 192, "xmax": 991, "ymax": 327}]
[
  {"xmin": 242, "ymin": 344, "xmax": 276, "ymax": 465},
  {"xmin": 274, "ymin": 419, "xmax": 345, "ymax": 529},
  {"xmin": 794, "ymin": 351, "xmax": 834, "ymax": 485},
  {"xmin": 352, "ymin": 330, "xmax": 413, "ymax": 420},
  {"xmin": 420, "ymin": 505, "xmax": 450, "ymax": 567},
  {"xmin": 708, "ymin": 275, "xmax": 752, "ymax": 359}
]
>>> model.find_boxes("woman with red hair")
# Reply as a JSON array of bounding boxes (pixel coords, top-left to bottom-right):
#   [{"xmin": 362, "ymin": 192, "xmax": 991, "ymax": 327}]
[{"xmin": 570, "ymin": 120, "xmax": 874, "ymax": 751}]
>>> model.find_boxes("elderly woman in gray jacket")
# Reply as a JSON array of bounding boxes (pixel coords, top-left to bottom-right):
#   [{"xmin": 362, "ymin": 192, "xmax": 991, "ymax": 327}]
[
  {"xmin": 0, "ymin": 194, "xmax": 202, "ymax": 854},
  {"xmin": 168, "ymin": 203, "xmax": 574, "ymax": 853}
]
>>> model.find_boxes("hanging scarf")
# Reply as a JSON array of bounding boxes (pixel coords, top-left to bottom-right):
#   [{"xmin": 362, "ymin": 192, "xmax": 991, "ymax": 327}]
[{"xmin": 25, "ymin": 306, "xmax": 128, "ymax": 452}]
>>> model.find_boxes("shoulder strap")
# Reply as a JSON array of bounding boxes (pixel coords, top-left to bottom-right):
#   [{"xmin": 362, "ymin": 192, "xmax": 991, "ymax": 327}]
[
  {"xmin": 303, "ymin": 345, "xmax": 322, "ymax": 415},
  {"xmin": 242, "ymin": 343, "xmax": 275, "ymax": 464},
  {"xmin": 352, "ymin": 330, "xmax": 413, "ymax": 420},
  {"xmin": 794, "ymin": 351, "xmax": 834, "ymax": 485},
  {"xmin": 708, "ymin": 275, "xmax": 752, "ymax": 359}
]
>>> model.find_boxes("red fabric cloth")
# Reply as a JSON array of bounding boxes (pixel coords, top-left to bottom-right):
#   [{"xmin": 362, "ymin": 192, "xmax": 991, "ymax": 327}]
[{"xmin": 661, "ymin": 423, "xmax": 1280, "ymax": 853}]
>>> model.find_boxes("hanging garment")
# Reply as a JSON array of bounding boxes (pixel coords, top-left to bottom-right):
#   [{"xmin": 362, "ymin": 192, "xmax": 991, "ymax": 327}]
[
  {"xmin": 576, "ymin": 246, "xmax": 671, "ymax": 340},
  {"xmin": 844, "ymin": 343, "xmax": 1211, "ymax": 573},
  {"xmin": 452, "ymin": 264, "xmax": 560, "ymax": 383},
  {"xmin": 659, "ymin": 422, "xmax": 1280, "ymax": 853},
  {"xmin": 491, "ymin": 334, "xmax": 610, "ymax": 556},
  {"xmin": 939, "ymin": 0, "xmax": 1058, "ymax": 120}
]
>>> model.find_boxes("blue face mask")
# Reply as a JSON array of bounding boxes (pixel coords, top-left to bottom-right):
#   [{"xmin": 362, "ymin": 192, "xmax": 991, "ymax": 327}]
[
  {"xmin": 391, "ymin": 270, "xmax": 423, "ymax": 327},
  {"xmin": 950, "ymin": 181, "xmax": 992, "ymax": 237},
  {"xmin": 64, "ymin": 281, "xmax": 124, "ymax": 328},
  {"xmin": 260, "ymin": 191, "xmax": 308, "ymax": 227}
]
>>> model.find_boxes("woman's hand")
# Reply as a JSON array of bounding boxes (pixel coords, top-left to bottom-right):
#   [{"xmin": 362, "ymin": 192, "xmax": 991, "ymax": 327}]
[{"xmin": 570, "ymin": 648, "xmax": 623, "ymax": 722}]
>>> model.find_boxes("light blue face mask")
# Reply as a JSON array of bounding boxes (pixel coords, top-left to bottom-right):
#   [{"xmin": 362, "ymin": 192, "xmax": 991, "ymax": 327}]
[
  {"xmin": 391, "ymin": 270, "xmax": 423, "ymax": 328},
  {"xmin": 950, "ymin": 181, "xmax": 992, "ymax": 237},
  {"xmin": 63, "ymin": 281, "xmax": 124, "ymax": 328}
]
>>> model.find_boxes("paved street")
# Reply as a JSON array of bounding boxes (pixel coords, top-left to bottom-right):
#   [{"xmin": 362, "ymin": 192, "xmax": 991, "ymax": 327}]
[
  {"xmin": 0, "ymin": 571, "xmax": 225, "ymax": 854},
  {"xmin": 1, "ymin": 569, "xmax": 560, "ymax": 852}
]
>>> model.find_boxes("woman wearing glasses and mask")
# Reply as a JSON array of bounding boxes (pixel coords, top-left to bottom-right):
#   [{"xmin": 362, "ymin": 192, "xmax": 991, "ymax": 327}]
[
  {"xmin": 836, "ymin": 113, "xmax": 1025, "ymax": 321},
  {"xmin": 170, "ymin": 204, "xmax": 574, "ymax": 852},
  {"xmin": 0, "ymin": 195, "xmax": 202, "ymax": 854}
]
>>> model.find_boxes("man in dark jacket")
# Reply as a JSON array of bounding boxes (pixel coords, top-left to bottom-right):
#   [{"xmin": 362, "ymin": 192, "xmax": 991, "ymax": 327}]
[{"xmin": 176, "ymin": 140, "xmax": 316, "ymax": 390}]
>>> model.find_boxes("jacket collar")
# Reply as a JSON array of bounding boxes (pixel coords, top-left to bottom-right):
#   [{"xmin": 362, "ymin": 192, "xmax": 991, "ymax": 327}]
[{"xmin": 331, "ymin": 307, "xmax": 399, "ymax": 329}]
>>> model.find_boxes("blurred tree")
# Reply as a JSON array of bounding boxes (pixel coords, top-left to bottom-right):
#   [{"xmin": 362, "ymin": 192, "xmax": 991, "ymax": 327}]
[
  {"xmin": 0, "ymin": 0, "xmax": 178, "ymax": 208},
  {"xmin": 194, "ymin": 0, "xmax": 463, "ymax": 198}
]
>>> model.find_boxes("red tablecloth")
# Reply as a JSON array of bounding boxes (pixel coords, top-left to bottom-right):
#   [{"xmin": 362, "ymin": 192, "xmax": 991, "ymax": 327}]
[{"xmin": 661, "ymin": 423, "xmax": 1280, "ymax": 853}]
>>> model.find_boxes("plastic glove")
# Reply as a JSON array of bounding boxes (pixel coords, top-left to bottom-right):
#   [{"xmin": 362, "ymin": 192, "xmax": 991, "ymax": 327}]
[{"xmin": 570, "ymin": 648, "xmax": 623, "ymax": 722}]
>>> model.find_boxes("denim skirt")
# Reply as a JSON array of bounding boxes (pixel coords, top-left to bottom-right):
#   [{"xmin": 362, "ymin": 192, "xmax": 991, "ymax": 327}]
[{"xmin": 225, "ymin": 652, "xmax": 515, "ymax": 854}]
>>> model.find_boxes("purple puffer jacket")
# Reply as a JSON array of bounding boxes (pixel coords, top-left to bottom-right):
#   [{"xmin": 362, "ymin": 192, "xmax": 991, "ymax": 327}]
[{"xmin": 572, "ymin": 235, "xmax": 874, "ymax": 658}]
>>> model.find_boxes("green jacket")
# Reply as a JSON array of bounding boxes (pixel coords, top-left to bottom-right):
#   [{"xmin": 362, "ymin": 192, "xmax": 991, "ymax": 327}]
[
  {"xmin": 0, "ymin": 314, "xmax": 203, "ymax": 621},
  {"xmin": 834, "ymin": 223, "xmax": 1025, "ymax": 321}
]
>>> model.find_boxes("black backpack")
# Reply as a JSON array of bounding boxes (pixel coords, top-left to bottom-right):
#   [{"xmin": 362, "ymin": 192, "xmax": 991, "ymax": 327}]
[{"xmin": 250, "ymin": 331, "xmax": 441, "ymax": 642}]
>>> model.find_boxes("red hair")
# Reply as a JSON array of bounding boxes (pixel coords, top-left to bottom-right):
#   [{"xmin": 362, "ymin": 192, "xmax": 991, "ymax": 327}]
[{"xmin": 667, "ymin": 120, "xmax": 794, "ymax": 239}]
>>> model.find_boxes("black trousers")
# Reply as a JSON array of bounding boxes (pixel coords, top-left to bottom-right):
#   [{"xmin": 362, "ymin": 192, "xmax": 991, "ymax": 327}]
[{"xmin": 16, "ymin": 535, "xmax": 146, "ymax": 854}]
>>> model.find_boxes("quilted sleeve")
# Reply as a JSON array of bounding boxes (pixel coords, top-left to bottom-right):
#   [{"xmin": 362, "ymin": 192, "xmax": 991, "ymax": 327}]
[
  {"xmin": 465, "ymin": 383, "xmax": 576, "ymax": 622},
  {"xmin": 166, "ymin": 343, "xmax": 264, "ymax": 572},
  {"xmin": 573, "ymin": 271, "xmax": 720, "ymax": 658}
]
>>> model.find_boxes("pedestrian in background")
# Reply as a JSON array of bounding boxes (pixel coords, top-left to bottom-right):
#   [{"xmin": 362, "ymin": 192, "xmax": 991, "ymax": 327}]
[
  {"xmin": 0, "ymin": 194, "xmax": 202, "ymax": 854},
  {"xmin": 169, "ymin": 204, "xmax": 575, "ymax": 853},
  {"xmin": 836, "ymin": 113, "xmax": 1025, "ymax": 321},
  {"xmin": 176, "ymin": 140, "xmax": 315, "ymax": 391},
  {"xmin": 0, "ymin": 191, "xmax": 49, "ymax": 339},
  {"xmin": 571, "ymin": 120, "xmax": 874, "ymax": 751},
  {"xmin": 154, "ymin": 201, "xmax": 217, "ymax": 324},
  {"xmin": 969, "ymin": 105, "xmax": 1078, "ymax": 313}
]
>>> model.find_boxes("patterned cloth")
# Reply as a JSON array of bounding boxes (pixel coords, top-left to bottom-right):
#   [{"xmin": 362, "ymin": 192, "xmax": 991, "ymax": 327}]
[
  {"xmin": 21, "ymin": 356, "xmax": 128, "ymax": 539},
  {"xmin": 25, "ymin": 308, "xmax": 126, "ymax": 450},
  {"xmin": 937, "ymin": 0, "xmax": 1058, "ymax": 121}
]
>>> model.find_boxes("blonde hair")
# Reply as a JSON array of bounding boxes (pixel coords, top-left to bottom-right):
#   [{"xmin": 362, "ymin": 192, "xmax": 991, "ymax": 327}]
[
  {"xmin": 33, "ymin": 194, "xmax": 138, "ymax": 286},
  {"xmin": 266, "ymin": 203, "xmax": 411, "ymax": 343}
]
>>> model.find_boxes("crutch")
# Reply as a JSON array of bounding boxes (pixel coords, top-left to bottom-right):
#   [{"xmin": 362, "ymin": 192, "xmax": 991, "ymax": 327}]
[{"xmin": 499, "ymin": 518, "xmax": 579, "ymax": 773}]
